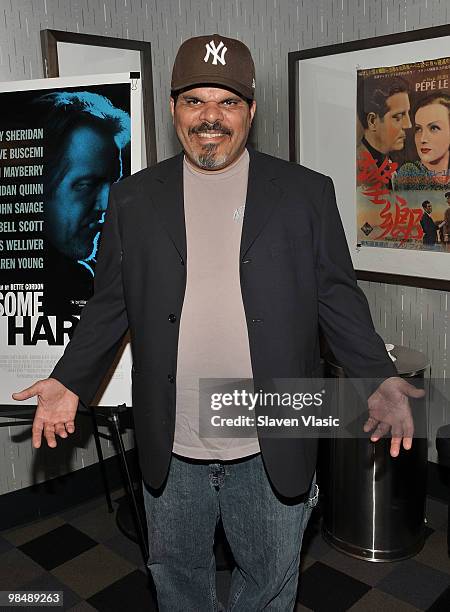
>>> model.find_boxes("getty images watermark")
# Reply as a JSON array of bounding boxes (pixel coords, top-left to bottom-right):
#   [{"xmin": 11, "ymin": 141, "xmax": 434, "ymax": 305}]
[
  {"xmin": 198, "ymin": 377, "xmax": 445, "ymax": 439},
  {"xmin": 209, "ymin": 388, "xmax": 338, "ymax": 429}
]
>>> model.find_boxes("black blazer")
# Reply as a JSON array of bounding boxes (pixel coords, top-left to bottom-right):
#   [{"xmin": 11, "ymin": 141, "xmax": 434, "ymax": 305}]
[{"xmin": 51, "ymin": 147, "xmax": 396, "ymax": 497}]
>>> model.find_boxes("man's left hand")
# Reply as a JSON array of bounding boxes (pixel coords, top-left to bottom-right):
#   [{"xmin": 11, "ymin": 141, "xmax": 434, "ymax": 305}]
[{"xmin": 364, "ymin": 376, "xmax": 425, "ymax": 457}]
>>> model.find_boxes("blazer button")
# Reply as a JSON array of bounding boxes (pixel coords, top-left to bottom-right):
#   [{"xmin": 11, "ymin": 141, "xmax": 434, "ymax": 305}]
[
  {"xmin": 168, "ymin": 314, "xmax": 177, "ymax": 323},
  {"xmin": 242, "ymin": 258, "xmax": 252, "ymax": 264},
  {"xmin": 168, "ymin": 374, "xmax": 175, "ymax": 383}
]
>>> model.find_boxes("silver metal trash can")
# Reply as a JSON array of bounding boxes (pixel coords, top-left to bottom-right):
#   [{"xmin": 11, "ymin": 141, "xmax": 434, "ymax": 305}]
[{"xmin": 320, "ymin": 345, "xmax": 429, "ymax": 562}]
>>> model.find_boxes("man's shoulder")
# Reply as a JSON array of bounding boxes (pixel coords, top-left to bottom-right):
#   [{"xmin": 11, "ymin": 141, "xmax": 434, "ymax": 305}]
[
  {"xmin": 111, "ymin": 154, "xmax": 182, "ymax": 196},
  {"xmin": 250, "ymin": 148, "xmax": 329, "ymax": 188}
]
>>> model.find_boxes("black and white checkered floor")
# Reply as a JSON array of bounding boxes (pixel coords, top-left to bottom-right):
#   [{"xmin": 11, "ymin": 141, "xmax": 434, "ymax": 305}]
[{"xmin": 1, "ymin": 489, "xmax": 449, "ymax": 611}]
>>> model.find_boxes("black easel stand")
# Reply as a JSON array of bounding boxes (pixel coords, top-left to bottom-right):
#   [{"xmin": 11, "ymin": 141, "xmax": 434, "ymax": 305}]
[{"xmin": 106, "ymin": 404, "xmax": 149, "ymax": 562}]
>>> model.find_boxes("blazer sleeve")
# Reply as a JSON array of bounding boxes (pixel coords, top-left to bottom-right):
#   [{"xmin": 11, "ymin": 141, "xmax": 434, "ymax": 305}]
[
  {"xmin": 50, "ymin": 185, "xmax": 129, "ymax": 406},
  {"xmin": 317, "ymin": 176, "xmax": 397, "ymax": 380}
]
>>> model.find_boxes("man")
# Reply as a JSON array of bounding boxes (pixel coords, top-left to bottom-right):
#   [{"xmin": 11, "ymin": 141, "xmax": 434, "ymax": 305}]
[
  {"xmin": 357, "ymin": 75, "xmax": 411, "ymax": 189},
  {"xmin": 36, "ymin": 91, "xmax": 130, "ymax": 313},
  {"xmin": 443, "ymin": 192, "xmax": 450, "ymax": 244},
  {"xmin": 14, "ymin": 36, "xmax": 423, "ymax": 611},
  {"xmin": 420, "ymin": 200, "xmax": 439, "ymax": 245}
]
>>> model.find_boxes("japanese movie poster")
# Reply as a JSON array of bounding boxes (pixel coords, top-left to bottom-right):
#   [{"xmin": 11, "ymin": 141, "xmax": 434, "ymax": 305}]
[
  {"xmin": 0, "ymin": 80, "xmax": 133, "ymax": 403},
  {"xmin": 356, "ymin": 56, "xmax": 450, "ymax": 251}
]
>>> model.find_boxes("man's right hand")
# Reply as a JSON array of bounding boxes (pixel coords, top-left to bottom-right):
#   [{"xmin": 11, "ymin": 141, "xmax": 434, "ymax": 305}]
[{"xmin": 12, "ymin": 378, "xmax": 79, "ymax": 449}]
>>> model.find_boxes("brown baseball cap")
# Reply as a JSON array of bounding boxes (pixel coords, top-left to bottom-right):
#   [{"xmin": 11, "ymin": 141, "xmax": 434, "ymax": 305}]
[{"xmin": 171, "ymin": 34, "xmax": 256, "ymax": 100}]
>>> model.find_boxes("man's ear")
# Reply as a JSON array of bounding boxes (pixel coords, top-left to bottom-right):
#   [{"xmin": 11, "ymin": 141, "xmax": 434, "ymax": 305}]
[
  {"xmin": 170, "ymin": 97, "xmax": 175, "ymax": 122},
  {"xmin": 249, "ymin": 100, "xmax": 256, "ymax": 124},
  {"xmin": 366, "ymin": 111, "xmax": 379, "ymax": 131}
]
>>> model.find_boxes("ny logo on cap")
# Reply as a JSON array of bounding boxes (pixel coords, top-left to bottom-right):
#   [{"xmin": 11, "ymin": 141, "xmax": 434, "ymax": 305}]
[{"xmin": 204, "ymin": 40, "xmax": 227, "ymax": 66}]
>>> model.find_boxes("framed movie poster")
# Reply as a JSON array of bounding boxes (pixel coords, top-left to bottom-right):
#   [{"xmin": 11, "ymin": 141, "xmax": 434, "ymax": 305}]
[
  {"xmin": 0, "ymin": 73, "xmax": 142, "ymax": 406},
  {"xmin": 288, "ymin": 24, "xmax": 450, "ymax": 290}
]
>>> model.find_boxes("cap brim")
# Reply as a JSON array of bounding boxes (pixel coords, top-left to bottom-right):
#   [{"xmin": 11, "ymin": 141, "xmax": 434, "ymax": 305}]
[{"xmin": 171, "ymin": 74, "xmax": 254, "ymax": 100}]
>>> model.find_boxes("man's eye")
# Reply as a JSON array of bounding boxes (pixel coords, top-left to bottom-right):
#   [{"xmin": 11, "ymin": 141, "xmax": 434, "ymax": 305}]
[
  {"xmin": 73, "ymin": 180, "xmax": 96, "ymax": 191},
  {"xmin": 223, "ymin": 100, "xmax": 238, "ymax": 106},
  {"xmin": 187, "ymin": 99, "xmax": 201, "ymax": 105}
]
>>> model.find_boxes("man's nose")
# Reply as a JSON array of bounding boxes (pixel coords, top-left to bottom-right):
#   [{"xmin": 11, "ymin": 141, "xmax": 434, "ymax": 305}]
[
  {"xmin": 94, "ymin": 184, "xmax": 110, "ymax": 212},
  {"xmin": 403, "ymin": 113, "xmax": 412, "ymax": 129},
  {"xmin": 198, "ymin": 101, "xmax": 224, "ymax": 124}
]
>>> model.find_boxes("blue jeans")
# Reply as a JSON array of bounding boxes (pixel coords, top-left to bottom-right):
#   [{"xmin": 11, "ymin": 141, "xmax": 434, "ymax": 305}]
[{"xmin": 142, "ymin": 453, "xmax": 318, "ymax": 611}]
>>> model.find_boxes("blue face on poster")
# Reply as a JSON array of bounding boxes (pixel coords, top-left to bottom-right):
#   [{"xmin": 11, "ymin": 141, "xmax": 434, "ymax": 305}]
[
  {"xmin": 45, "ymin": 124, "xmax": 121, "ymax": 261},
  {"xmin": 36, "ymin": 91, "xmax": 131, "ymax": 271}
]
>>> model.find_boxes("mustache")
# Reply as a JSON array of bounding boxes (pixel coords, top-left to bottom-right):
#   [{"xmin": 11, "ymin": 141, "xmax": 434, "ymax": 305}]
[{"xmin": 189, "ymin": 122, "xmax": 232, "ymax": 136}]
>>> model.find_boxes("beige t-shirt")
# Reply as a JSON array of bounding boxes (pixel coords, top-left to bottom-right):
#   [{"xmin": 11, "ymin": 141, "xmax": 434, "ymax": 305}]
[{"xmin": 172, "ymin": 149, "xmax": 260, "ymax": 460}]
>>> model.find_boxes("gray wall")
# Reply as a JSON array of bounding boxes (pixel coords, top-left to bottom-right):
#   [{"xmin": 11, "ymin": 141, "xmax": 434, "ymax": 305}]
[{"xmin": 0, "ymin": 0, "xmax": 449, "ymax": 494}]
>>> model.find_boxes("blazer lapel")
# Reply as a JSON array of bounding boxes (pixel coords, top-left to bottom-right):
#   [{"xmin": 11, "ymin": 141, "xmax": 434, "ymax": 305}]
[
  {"xmin": 142, "ymin": 147, "xmax": 282, "ymax": 264},
  {"xmin": 147, "ymin": 152, "xmax": 187, "ymax": 262},
  {"xmin": 240, "ymin": 147, "xmax": 283, "ymax": 260}
]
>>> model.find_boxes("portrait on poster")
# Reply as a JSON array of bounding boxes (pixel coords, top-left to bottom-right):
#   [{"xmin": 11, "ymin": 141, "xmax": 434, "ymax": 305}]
[
  {"xmin": 356, "ymin": 56, "xmax": 450, "ymax": 253},
  {"xmin": 0, "ymin": 82, "xmax": 131, "ymax": 317}
]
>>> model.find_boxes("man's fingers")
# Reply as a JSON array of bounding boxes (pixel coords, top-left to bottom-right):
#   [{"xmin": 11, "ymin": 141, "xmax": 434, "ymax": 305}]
[
  {"xmin": 390, "ymin": 437, "xmax": 402, "ymax": 457},
  {"xmin": 44, "ymin": 424, "xmax": 57, "ymax": 448},
  {"xmin": 54, "ymin": 422, "xmax": 67, "ymax": 438},
  {"xmin": 367, "ymin": 377, "xmax": 419, "ymax": 453},
  {"xmin": 400, "ymin": 380, "xmax": 426, "ymax": 399},
  {"xmin": 409, "ymin": 387, "xmax": 425, "ymax": 398},
  {"xmin": 56, "ymin": 421, "xmax": 75, "ymax": 437},
  {"xmin": 32, "ymin": 415, "xmax": 44, "ymax": 449},
  {"xmin": 33, "ymin": 419, "xmax": 74, "ymax": 448},
  {"xmin": 65, "ymin": 421, "xmax": 75, "ymax": 434},
  {"xmin": 402, "ymin": 413, "xmax": 414, "ymax": 437},
  {"xmin": 12, "ymin": 382, "xmax": 41, "ymax": 401},
  {"xmin": 370, "ymin": 422, "xmax": 390, "ymax": 441},
  {"xmin": 363, "ymin": 416, "xmax": 378, "ymax": 432},
  {"xmin": 402, "ymin": 436, "xmax": 413, "ymax": 451}
]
